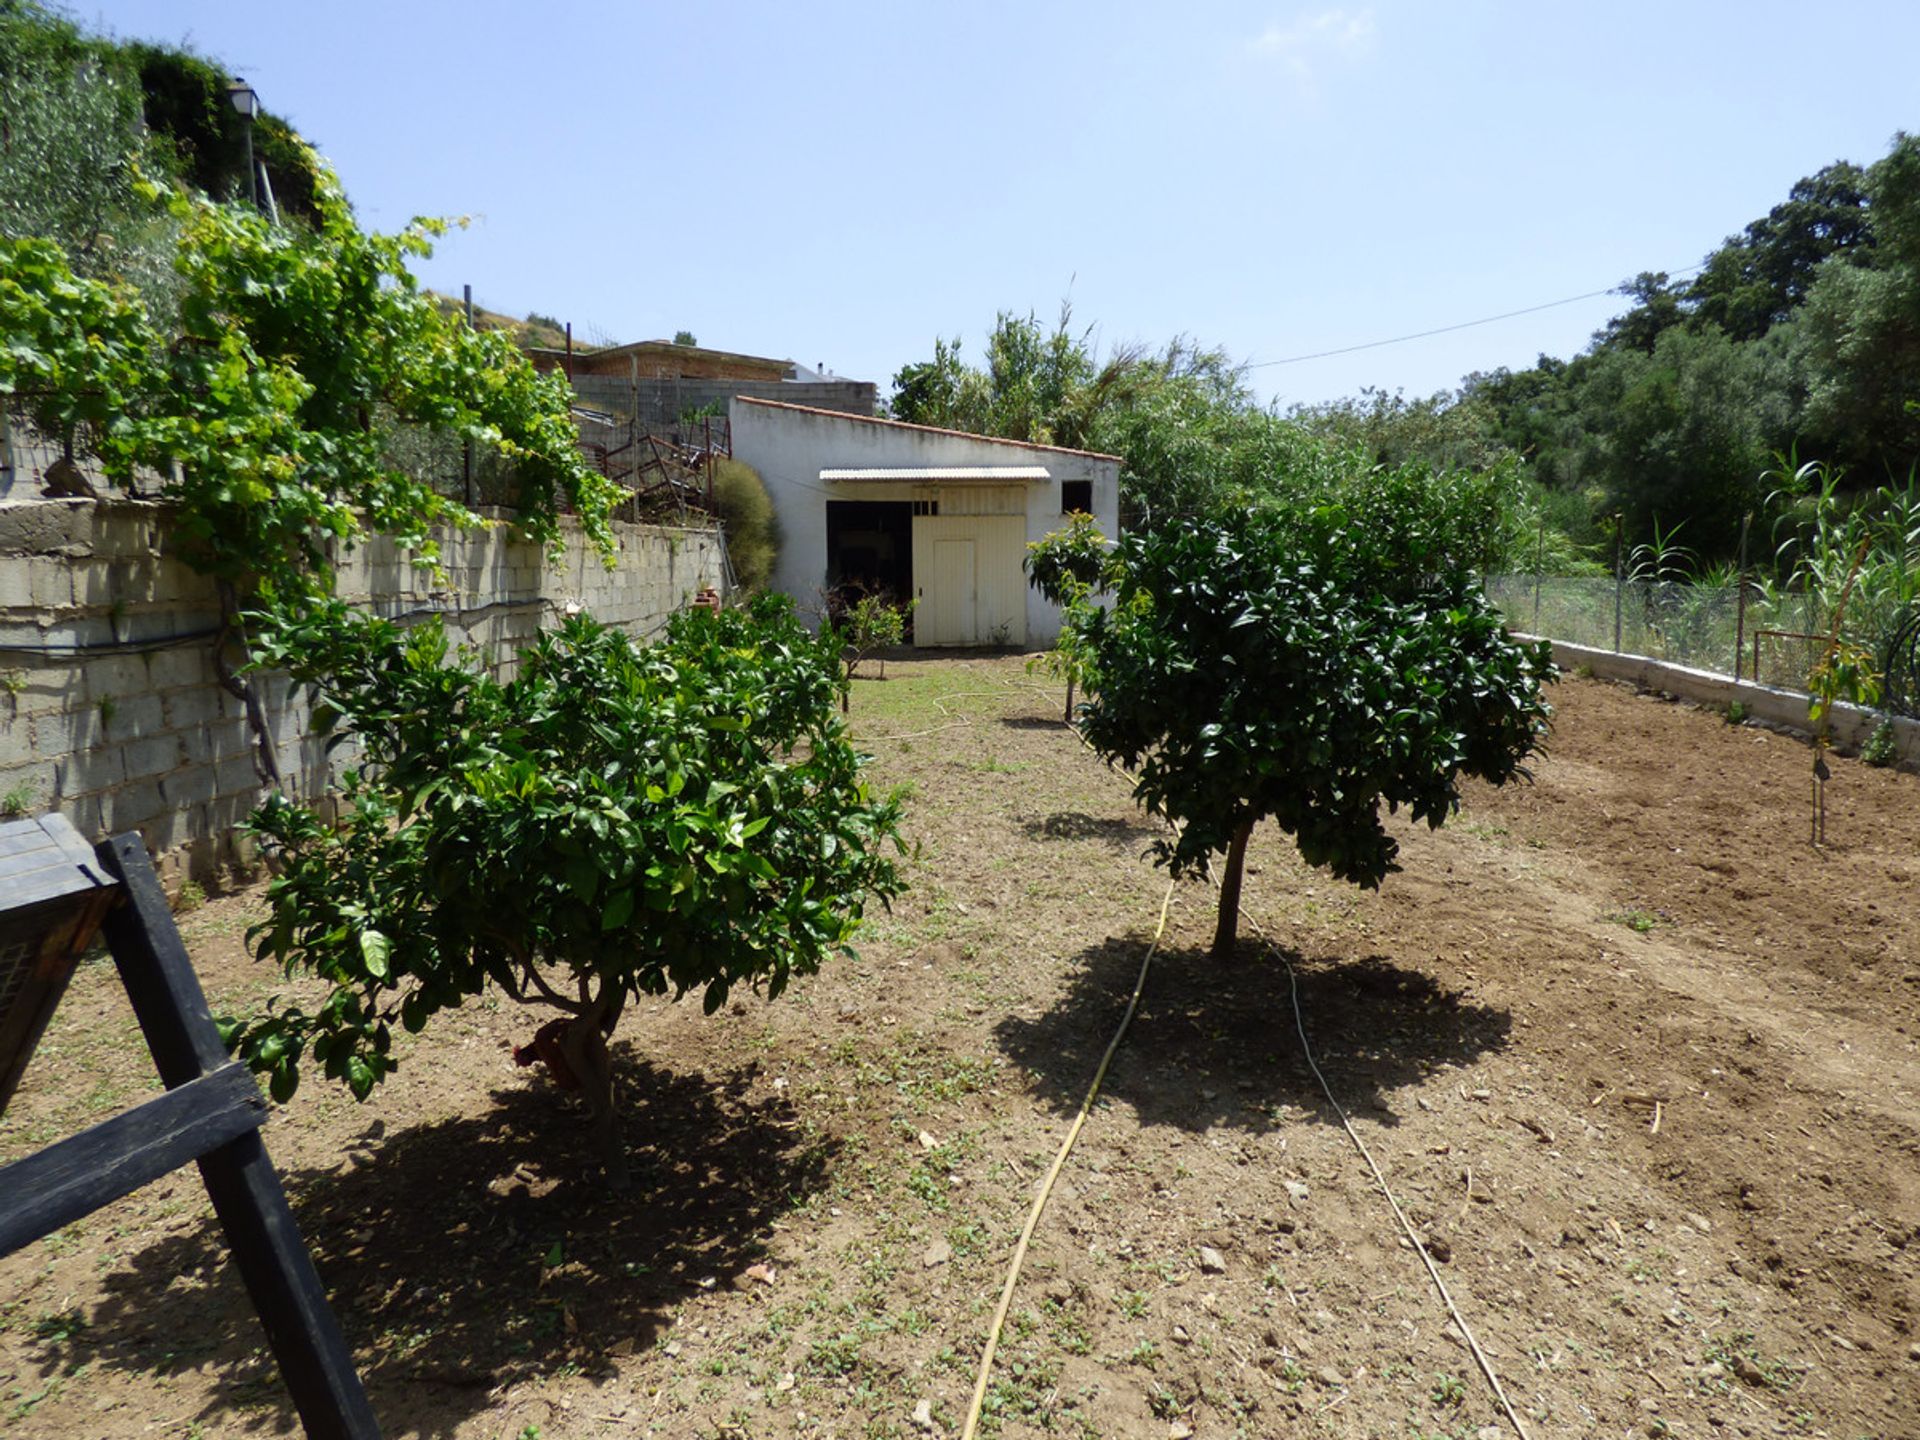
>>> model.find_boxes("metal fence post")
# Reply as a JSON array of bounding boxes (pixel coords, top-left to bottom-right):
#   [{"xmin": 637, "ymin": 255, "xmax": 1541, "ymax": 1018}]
[
  {"xmin": 1733, "ymin": 511, "xmax": 1751, "ymax": 680},
  {"xmin": 1613, "ymin": 516, "xmax": 1625, "ymax": 654},
  {"xmin": 1532, "ymin": 513, "xmax": 1545, "ymax": 634}
]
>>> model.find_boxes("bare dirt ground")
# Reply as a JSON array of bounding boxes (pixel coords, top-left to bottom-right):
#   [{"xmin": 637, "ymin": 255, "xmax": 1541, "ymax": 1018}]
[{"xmin": 2, "ymin": 659, "xmax": 1916, "ymax": 1440}]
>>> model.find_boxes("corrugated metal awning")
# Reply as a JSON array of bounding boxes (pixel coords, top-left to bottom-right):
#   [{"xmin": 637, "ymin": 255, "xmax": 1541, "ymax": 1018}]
[{"xmin": 819, "ymin": 466, "xmax": 1051, "ymax": 484}]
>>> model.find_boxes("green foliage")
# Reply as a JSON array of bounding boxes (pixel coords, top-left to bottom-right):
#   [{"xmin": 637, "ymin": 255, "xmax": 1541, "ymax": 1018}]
[
  {"xmin": 890, "ymin": 304, "xmax": 1097, "ymax": 447},
  {"xmin": 1024, "ymin": 513, "xmax": 1114, "ymax": 719},
  {"xmin": 843, "ymin": 593, "xmax": 915, "ymax": 688},
  {"xmin": 1072, "ymin": 493, "xmax": 1551, "ymax": 951},
  {"xmin": 1861, "ymin": 719, "xmax": 1899, "ymax": 768},
  {"xmin": 1767, "ymin": 458, "xmax": 1920, "ymax": 662},
  {"xmin": 228, "ymin": 596, "xmax": 905, "ymax": 1120},
  {"xmin": 0, "ymin": 166, "xmax": 619, "ymax": 607},
  {"xmin": 1807, "ymin": 639, "xmax": 1881, "ymax": 729},
  {"xmin": 710, "ymin": 457, "xmax": 781, "ymax": 591},
  {"xmin": 0, "ymin": 4, "xmax": 155, "ymax": 280},
  {"xmin": 672, "ymin": 329, "xmax": 697, "ymax": 347},
  {"xmin": 1023, "ymin": 511, "xmax": 1114, "ymax": 608}
]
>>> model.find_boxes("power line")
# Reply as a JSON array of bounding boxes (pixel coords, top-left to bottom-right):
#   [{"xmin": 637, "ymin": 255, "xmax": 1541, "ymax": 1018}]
[{"xmin": 1244, "ymin": 264, "xmax": 1707, "ymax": 371}]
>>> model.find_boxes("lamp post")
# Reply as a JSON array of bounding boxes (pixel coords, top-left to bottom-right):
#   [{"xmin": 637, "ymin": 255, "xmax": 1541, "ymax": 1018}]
[{"xmin": 227, "ymin": 77, "xmax": 260, "ymax": 209}]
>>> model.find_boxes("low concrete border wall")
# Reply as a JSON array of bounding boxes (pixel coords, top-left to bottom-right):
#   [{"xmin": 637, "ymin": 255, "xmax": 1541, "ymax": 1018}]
[{"xmin": 1535, "ymin": 637, "xmax": 1920, "ymax": 766}]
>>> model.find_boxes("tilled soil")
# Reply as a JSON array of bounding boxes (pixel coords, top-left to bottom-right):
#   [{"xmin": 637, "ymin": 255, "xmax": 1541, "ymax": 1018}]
[{"xmin": 1, "ymin": 662, "xmax": 1915, "ymax": 1440}]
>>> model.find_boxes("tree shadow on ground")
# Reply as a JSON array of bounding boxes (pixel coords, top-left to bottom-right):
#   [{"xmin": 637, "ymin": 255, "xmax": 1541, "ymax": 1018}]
[
  {"xmin": 38, "ymin": 1053, "xmax": 837, "ymax": 1438},
  {"xmin": 996, "ymin": 938, "xmax": 1511, "ymax": 1134},
  {"xmin": 1020, "ymin": 810, "xmax": 1160, "ymax": 849},
  {"xmin": 1000, "ymin": 714, "xmax": 1070, "ymax": 731}
]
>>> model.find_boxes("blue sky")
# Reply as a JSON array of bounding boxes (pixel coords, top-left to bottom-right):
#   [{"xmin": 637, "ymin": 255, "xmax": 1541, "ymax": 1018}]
[{"xmin": 82, "ymin": 1, "xmax": 1920, "ymax": 408}]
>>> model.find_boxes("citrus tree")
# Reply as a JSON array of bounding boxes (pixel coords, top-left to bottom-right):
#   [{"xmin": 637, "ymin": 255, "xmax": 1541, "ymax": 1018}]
[
  {"xmin": 228, "ymin": 595, "xmax": 905, "ymax": 1185},
  {"xmin": 1024, "ymin": 511, "xmax": 1114, "ymax": 720},
  {"xmin": 1073, "ymin": 476, "xmax": 1553, "ymax": 957}
]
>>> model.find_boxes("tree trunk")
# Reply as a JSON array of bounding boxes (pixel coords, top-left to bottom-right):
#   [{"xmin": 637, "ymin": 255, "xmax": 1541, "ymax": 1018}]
[
  {"xmin": 1064, "ymin": 675, "xmax": 1076, "ymax": 724},
  {"xmin": 1211, "ymin": 820, "xmax": 1254, "ymax": 959},
  {"xmin": 560, "ymin": 1006, "xmax": 628, "ymax": 1189}
]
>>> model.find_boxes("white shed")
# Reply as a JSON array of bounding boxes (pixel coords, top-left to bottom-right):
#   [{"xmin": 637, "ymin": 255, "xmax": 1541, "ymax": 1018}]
[{"xmin": 728, "ymin": 398, "xmax": 1122, "ymax": 648}]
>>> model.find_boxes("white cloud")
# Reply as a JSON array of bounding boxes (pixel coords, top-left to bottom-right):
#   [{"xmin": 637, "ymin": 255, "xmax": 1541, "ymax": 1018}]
[{"xmin": 1249, "ymin": 8, "xmax": 1377, "ymax": 84}]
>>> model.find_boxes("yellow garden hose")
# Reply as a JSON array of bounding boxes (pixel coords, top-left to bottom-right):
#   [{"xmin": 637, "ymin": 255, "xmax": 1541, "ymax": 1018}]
[
  {"xmin": 955, "ymin": 704, "xmax": 1533, "ymax": 1439},
  {"xmin": 957, "ymin": 875, "xmax": 1177, "ymax": 1440}
]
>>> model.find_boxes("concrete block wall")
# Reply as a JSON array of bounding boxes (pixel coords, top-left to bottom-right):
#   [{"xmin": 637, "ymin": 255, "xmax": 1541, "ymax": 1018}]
[{"xmin": 0, "ymin": 498, "xmax": 725, "ymax": 885}]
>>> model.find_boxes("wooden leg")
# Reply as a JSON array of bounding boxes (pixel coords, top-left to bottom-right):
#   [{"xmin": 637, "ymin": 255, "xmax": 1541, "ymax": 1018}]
[{"xmin": 97, "ymin": 834, "xmax": 383, "ymax": 1440}]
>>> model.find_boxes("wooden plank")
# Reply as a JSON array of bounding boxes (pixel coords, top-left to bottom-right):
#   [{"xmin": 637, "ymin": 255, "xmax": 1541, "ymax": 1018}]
[
  {"xmin": 96, "ymin": 833, "xmax": 384, "ymax": 1440},
  {"xmin": 0, "ymin": 1062, "xmax": 267, "ymax": 1257},
  {"xmin": 0, "ymin": 818, "xmax": 118, "ymax": 1117}
]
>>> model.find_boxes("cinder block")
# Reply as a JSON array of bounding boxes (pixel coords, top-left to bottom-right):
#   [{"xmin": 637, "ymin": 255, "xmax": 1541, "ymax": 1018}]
[
  {"xmin": 203, "ymin": 717, "xmax": 256, "ymax": 761},
  {"xmin": 0, "ymin": 562, "xmax": 35, "ymax": 609},
  {"xmin": 120, "ymin": 733, "xmax": 186, "ymax": 780},
  {"xmin": 0, "ymin": 499, "xmax": 90, "ymax": 557},
  {"xmin": 29, "ymin": 557, "xmax": 73, "ymax": 609},
  {"xmin": 89, "ymin": 507, "xmax": 154, "ymax": 560},
  {"xmin": 99, "ymin": 692, "xmax": 166, "ymax": 742},
  {"xmin": 144, "ymin": 645, "xmax": 213, "ymax": 692},
  {"xmin": 106, "ymin": 778, "xmax": 166, "ymax": 831},
  {"xmin": 214, "ymin": 753, "xmax": 261, "ymax": 798},
  {"xmin": 163, "ymin": 685, "xmax": 233, "ymax": 730},
  {"xmin": 32, "ymin": 705, "xmax": 100, "ymax": 757},
  {"xmin": 83, "ymin": 653, "xmax": 150, "ymax": 701},
  {"xmin": 138, "ymin": 805, "xmax": 181, "ymax": 856},
  {"xmin": 159, "ymin": 764, "xmax": 218, "ymax": 810},
  {"xmin": 57, "ymin": 743, "xmax": 124, "ymax": 796},
  {"xmin": 0, "ymin": 716, "xmax": 38, "ymax": 768},
  {"xmin": 74, "ymin": 556, "xmax": 163, "ymax": 608}
]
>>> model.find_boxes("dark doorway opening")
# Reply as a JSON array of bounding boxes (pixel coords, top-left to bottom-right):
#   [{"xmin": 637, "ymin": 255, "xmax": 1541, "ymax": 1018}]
[{"xmin": 826, "ymin": 500, "xmax": 914, "ymax": 614}]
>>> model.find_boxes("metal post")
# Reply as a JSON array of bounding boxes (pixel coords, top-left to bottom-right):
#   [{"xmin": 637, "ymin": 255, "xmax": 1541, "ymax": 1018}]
[
  {"xmin": 565, "ymin": 323, "xmax": 574, "ymax": 381},
  {"xmin": 1532, "ymin": 512, "xmax": 1546, "ymax": 634},
  {"xmin": 1613, "ymin": 515, "xmax": 1624, "ymax": 654},
  {"xmin": 1733, "ymin": 511, "xmax": 1751, "ymax": 680},
  {"xmin": 241, "ymin": 118, "xmax": 257, "ymax": 209}
]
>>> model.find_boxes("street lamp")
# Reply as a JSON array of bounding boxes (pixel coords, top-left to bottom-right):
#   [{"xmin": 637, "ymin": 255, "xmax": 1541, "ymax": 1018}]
[{"xmin": 227, "ymin": 77, "xmax": 260, "ymax": 209}]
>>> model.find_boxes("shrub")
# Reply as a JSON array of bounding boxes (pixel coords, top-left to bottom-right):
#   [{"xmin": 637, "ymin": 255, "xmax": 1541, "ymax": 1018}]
[
  {"xmin": 1862, "ymin": 718, "xmax": 1900, "ymax": 767},
  {"xmin": 711, "ymin": 457, "xmax": 781, "ymax": 592},
  {"xmin": 229, "ymin": 596, "xmax": 905, "ymax": 1185}
]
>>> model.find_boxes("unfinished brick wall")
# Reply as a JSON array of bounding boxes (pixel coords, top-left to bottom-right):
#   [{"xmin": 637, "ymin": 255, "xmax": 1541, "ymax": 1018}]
[{"xmin": 0, "ymin": 499, "xmax": 725, "ymax": 884}]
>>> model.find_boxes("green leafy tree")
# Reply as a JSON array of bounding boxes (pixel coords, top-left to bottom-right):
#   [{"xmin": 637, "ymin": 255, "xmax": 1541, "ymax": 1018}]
[
  {"xmin": 1795, "ymin": 133, "xmax": 1920, "ymax": 475},
  {"xmin": 840, "ymin": 591, "xmax": 914, "ymax": 702},
  {"xmin": 230, "ymin": 596, "xmax": 905, "ymax": 1185},
  {"xmin": 890, "ymin": 305, "xmax": 1097, "ymax": 446},
  {"xmin": 1687, "ymin": 160, "xmax": 1873, "ymax": 341},
  {"xmin": 1023, "ymin": 512, "xmax": 1114, "ymax": 720},
  {"xmin": 672, "ymin": 329, "xmax": 697, "ymax": 346},
  {"xmin": 1072, "ymin": 480, "xmax": 1552, "ymax": 958}
]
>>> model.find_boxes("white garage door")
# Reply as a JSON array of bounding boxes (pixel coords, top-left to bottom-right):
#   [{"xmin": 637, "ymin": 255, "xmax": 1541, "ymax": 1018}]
[{"xmin": 911, "ymin": 514, "xmax": 1027, "ymax": 647}]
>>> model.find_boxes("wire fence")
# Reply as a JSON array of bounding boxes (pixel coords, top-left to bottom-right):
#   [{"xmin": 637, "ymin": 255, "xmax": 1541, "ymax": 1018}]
[{"xmin": 1485, "ymin": 574, "xmax": 1839, "ymax": 690}]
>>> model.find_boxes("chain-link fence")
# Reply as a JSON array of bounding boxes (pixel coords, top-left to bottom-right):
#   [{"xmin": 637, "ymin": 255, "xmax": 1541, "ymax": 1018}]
[{"xmin": 1486, "ymin": 574, "xmax": 1847, "ymax": 689}]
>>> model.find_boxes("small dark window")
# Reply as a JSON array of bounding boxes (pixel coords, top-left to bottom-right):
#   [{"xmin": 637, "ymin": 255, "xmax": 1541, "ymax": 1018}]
[
  {"xmin": 1061, "ymin": 480, "xmax": 1092, "ymax": 515},
  {"xmin": 912, "ymin": 499, "xmax": 939, "ymax": 516}
]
